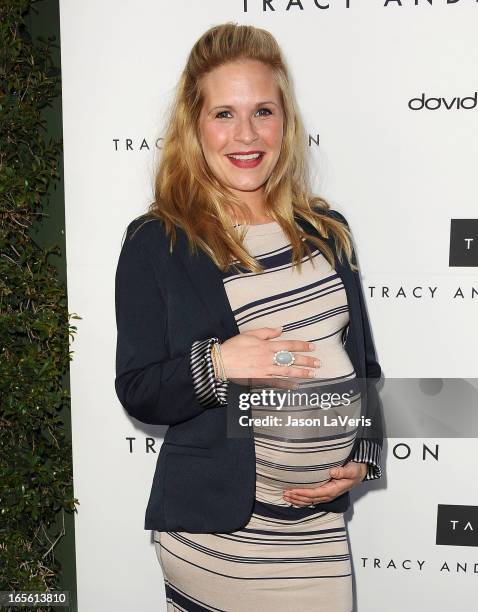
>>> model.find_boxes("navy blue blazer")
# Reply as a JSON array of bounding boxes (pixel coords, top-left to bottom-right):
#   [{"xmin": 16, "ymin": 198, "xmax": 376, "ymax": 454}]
[{"xmin": 114, "ymin": 208, "xmax": 383, "ymax": 532}]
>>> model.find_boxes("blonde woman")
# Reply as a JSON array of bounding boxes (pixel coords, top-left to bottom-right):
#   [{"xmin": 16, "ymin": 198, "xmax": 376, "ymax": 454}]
[{"xmin": 115, "ymin": 23, "xmax": 383, "ymax": 612}]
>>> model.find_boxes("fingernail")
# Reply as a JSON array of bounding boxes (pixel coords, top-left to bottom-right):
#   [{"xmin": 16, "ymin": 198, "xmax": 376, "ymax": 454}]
[
  {"xmin": 309, "ymin": 343, "xmax": 315, "ymax": 350},
  {"xmin": 314, "ymin": 359, "xmax": 321, "ymax": 367}
]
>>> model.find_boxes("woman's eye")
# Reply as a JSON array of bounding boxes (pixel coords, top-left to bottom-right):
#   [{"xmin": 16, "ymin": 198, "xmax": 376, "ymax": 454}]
[
  {"xmin": 256, "ymin": 108, "xmax": 272, "ymax": 116},
  {"xmin": 216, "ymin": 110, "xmax": 232, "ymax": 119}
]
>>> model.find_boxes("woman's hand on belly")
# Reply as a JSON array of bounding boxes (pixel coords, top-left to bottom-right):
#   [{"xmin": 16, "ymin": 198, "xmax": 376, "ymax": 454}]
[
  {"xmin": 220, "ymin": 326, "xmax": 321, "ymax": 383},
  {"xmin": 282, "ymin": 462, "xmax": 368, "ymax": 507}
]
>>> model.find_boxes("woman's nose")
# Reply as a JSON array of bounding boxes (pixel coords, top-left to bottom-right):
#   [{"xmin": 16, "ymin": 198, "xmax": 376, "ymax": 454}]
[{"xmin": 234, "ymin": 117, "xmax": 258, "ymax": 144}]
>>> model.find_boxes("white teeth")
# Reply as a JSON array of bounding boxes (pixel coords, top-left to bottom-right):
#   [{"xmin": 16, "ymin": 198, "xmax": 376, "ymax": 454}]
[{"xmin": 228, "ymin": 153, "xmax": 262, "ymax": 160}]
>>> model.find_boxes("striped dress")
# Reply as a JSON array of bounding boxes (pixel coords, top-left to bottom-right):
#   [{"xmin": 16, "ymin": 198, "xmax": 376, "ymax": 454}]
[{"xmin": 154, "ymin": 220, "xmax": 362, "ymax": 611}]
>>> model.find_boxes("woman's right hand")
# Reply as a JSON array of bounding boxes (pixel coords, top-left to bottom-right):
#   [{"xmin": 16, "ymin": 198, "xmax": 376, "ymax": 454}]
[{"xmin": 219, "ymin": 327, "xmax": 321, "ymax": 388}]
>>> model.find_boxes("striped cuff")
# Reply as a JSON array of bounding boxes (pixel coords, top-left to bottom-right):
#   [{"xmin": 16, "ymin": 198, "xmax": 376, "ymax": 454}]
[
  {"xmin": 350, "ymin": 439, "xmax": 382, "ymax": 481},
  {"xmin": 190, "ymin": 338, "xmax": 228, "ymax": 408}
]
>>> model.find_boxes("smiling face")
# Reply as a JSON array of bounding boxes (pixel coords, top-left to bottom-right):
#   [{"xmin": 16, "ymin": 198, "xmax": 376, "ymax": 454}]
[{"xmin": 198, "ymin": 59, "xmax": 284, "ymax": 211}]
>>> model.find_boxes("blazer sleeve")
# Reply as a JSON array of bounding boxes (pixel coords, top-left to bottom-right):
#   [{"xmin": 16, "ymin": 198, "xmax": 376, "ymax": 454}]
[
  {"xmin": 350, "ymin": 227, "xmax": 384, "ymax": 451},
  {"xmin": 328, "ymin": 209, "xmax": 384, "ymax": 471},
  {"xmin": 114, "ymin": 218, "xmax": 218, "ymax": 426},
  {"xmin": 351, "ymin": 439, "xmax": 382, "ymax": 481},
  {"xmin": 190, "ymin": 338, "xmax": 228, "ymax": 407}
]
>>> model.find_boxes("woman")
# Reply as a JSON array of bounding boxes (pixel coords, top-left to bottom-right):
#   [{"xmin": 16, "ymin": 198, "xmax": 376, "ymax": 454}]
[{"xmin": 115, "ymin": 23, "xmax": 383, "ymax": 612}]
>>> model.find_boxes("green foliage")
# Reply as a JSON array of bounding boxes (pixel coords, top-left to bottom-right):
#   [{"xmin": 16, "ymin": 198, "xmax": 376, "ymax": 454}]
[{"xmin": 0, "ymin": 0, "xmax": 79, "ymax": 606}]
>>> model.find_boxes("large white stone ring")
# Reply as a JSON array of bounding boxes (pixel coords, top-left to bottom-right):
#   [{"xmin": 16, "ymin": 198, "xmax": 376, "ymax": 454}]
[{"xmin": 272, "ymin": 350, "xmax": 295, "ymax": 367}]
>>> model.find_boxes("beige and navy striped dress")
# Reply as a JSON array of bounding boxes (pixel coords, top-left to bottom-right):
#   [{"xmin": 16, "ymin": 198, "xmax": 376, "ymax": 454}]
[{"xmin": 154, "ymin": 220, "xmax": 363, "ymax": 611}]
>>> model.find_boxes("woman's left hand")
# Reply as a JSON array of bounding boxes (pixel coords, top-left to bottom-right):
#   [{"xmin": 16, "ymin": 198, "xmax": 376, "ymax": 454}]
[{"xmin": 283, "ymin": 462, "xmax": 368, "ymax": 507}]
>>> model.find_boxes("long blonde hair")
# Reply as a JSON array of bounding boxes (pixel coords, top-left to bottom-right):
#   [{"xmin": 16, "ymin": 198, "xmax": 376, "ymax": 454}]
[{"xmin": 147, "ymin": 22, "xmax": 357, "ymax": 273}]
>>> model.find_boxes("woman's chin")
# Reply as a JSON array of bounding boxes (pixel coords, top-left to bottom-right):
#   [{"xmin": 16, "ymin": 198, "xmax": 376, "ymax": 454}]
[{"xmin": 227, "ymin": 180, "xmax": 268, "ymax": 194}]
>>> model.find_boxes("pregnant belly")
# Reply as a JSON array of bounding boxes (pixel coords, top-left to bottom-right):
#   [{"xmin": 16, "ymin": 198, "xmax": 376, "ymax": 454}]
[
  {"xmin": 250, "ymin": 391, "xmax": 362, "ymax": 505},
  {"xmin": 253, "ymin": 431, "xmax": 358, "ymax": 505}
]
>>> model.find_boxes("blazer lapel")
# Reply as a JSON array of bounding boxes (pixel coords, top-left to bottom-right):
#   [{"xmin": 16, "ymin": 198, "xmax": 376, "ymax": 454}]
[{"xmin": 175, "ymin": 229, "xmax": 240, "ymax": 341}]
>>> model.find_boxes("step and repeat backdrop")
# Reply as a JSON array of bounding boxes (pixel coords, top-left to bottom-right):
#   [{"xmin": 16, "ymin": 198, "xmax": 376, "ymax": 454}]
[{"xmin": 59, "ymin": 1, "xmax": 478, "ymax": 610}]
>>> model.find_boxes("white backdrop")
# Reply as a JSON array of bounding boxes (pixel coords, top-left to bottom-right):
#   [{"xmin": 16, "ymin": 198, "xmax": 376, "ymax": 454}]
[{"xmin": 59, "ymin": 1, "xmax": 478, "ymax": 610}]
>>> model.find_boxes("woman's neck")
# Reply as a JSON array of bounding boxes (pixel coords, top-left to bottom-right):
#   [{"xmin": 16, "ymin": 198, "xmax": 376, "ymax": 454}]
[
  {"xmin": 230, "ymin": 204, "xmax": 273, "ymax": 226},
  {"xmin": 228, "ymin": 188, "xmax": 272, "ymax": 225}
]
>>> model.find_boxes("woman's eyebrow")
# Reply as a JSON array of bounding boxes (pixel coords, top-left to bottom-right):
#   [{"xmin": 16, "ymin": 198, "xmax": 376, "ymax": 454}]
[{"xmin": 208, "ymin": 100, "xmax": 280, "ymax": 113}]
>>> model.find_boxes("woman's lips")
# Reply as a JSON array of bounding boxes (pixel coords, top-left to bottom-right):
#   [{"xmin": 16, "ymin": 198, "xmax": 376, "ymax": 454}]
[{"xmin": 225, "ymin": 151, "xmax": 265, "ymax": 169}]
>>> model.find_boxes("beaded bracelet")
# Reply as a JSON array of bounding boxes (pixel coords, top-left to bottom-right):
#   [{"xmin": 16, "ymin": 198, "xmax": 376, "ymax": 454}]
[
  {"xmin": 210, "ymin": 342, "xmax": 220, "ymax": 378},
  {"xmin": 211, "ymin": 341, "xmax": 228, "ymax": 382},
  {"xmin": 211, "ymin": 342, "xmax": 220, "ymax": 380},
  {"xmin": 212, "ymin": 342, "xmax": 227, "ymax": 382}
]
